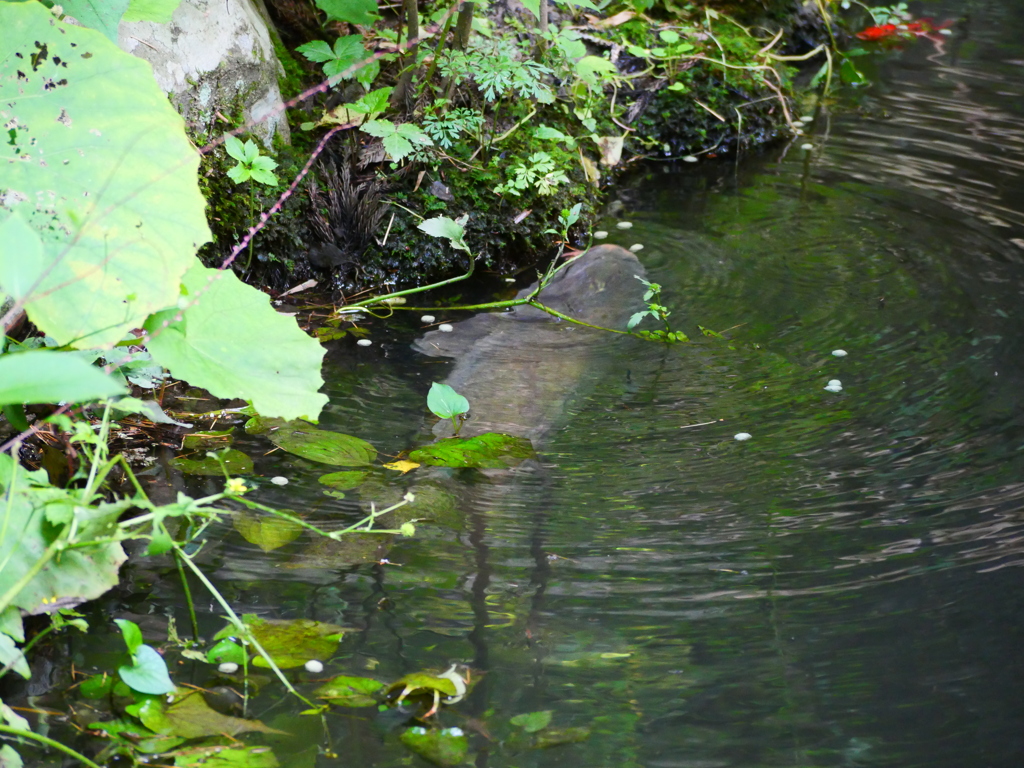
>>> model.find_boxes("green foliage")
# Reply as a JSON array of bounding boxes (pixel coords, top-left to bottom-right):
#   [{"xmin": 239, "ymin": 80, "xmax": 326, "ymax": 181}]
[
  {"xmin": 495, "ymin": 152, "xmax": 570, "ymax": 197},
  {"xmin": 0, "ymin": 1, "xmax": 210, "ymax": 349},
  {"xmin": 867, "ymin": 2, "xmax": 911, "ymax": 25},
  {"xmin": 116, "ymin": 619, "xmax": 176, "ymax": 695},
  {"xmin": 296, "ymin": 36, "xmax": 378, "ymax": 89},
  {"xmin": 314, "ymin": 675, "xmax": 385, "ymax": 706},
  {"xmin": 246, "ymin": 415, "xmax": 377, "ymax": 465},
  {"xmin": 224, "ymin": 135, "xmax": 279, "ymax": 186},
  {"xmin": 360, "ymin": 119, "xmax": 433, "ymax": 163},
  {"xmin": 511, "ymin": 710, "xmax": 553, "ymax": 732},
  {"xmin": 422, "ymin": 107, "xmax": 484, "ymax": 149},
  {"xmin": 627, "ymin": 276, "xmax": 689, "ymax": 342},
  {"xmin": 417, "ymin": 216, "xmax": 470, "ymax": 253},
  {"xmin": 440, "ymin": 41, "xmax": 555, "ymax": 103}
]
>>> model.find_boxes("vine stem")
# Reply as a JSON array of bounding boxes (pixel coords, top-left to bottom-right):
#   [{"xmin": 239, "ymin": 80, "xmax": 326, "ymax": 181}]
[{"xmin": 0, "ymin": 724, "xmax": 104, "ymax": 768}]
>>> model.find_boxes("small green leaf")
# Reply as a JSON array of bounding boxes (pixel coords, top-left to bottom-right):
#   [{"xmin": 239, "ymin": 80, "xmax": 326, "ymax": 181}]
[
  {"xmin": 511, "ymin": 709, "xmax": 552, "ymax": 733},
  {"xmin": 417, "ymin": 217, "xmax": 469, "ymax": 252},
  {"xmin": 427, "ymin": 382, "xmax": 469, "ymax": 420},
  {"xmin": 233, "ymin": 512, "xmax": 304, "ymax": 552},
  {"xmin": 257, "ymin": 418, "xmax": 376, "ymax": 466},
  {"xmin": 119, "ymin": 644, "xmax": 176, "ymax": 695},
  {"xmin": 170, "ymin": 449, "xmax": 253, "ymax": 476},
  {"xmin": 115, "ymin": 618, "xmax": 144, "ymax": 658},
  {"xmin": 659, "ymin": 29, "xmax": 680, "ymax": 43},
  {"xmin": 318, "ymin": 470, "xmax": 369, "ymax": 489},
  {"xmin": 206, "ymin": 638, "xmax": 246, "ymax": 665},
  {"xmin": 223, "ymin": 134, "xmax": 247, "ymax": 161}
]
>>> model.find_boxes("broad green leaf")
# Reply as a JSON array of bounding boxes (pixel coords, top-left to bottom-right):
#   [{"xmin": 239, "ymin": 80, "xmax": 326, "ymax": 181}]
[
  {"xmin": 61, "ymin": 0, "xmax": 131, "ymax": 42},
  {"xmin": 213, "ymin": 615, "xmax": 344, "ymax": 669},
  {"xmin": 110, "ymin": 396, "xmax": 189, "ymax": 426},
  {"xmin": 87, "ymin": 716, "xmax": 184, "ymax": 754},
  {"xmin": 427, "ymin": 382, "xmax": 469, "ymax": 419},
  {"xmin": 170, "ymin": 449, "xmax": 253, "ymax": 476},
  {"xmin": 233, "ymin": 512, "xmax": 304, "ymax": 552},
  {"xmin": 119, "ymin": 644, "xmax": 176, "ymax": 694},
  {"xmin": 316, "ymin": 0, "xmax": 379, "ymax": 26},
  {"xmin": 314, "ymin": 675, "xmax": 384, "ymax": 706},
  {"xmin": 360, "ymin": 119, "xmax": 395, "ymax": 138},
  {"xmin": 510, "ymin": 710, "xmax": 552, "ymax": 733},
  {"xmin": 417, "ymin": 217, "xmax": 469, "ymax": 252},
  {"xmin": 659, "ymin": 29, "xmax": 680, "ymax": 43},
  {"xmin": 0, "ymin": 2, "xmax": 211, "ymax": 348},
  {"xmin": 0, "ymin": 454, "xmax": 126, "ymax": 616},
  {"xmin": 0, "ymin": 350, "xmax": 126, "ymax": 406},
  {"xmin": 140, "ymin": 688, "xmax": 281, "ymax": 737},
  {"xmin": 0, "ymin": 634, "xmax": 29, "ymax": 680},
  {"xmin": 253, "ymin": 418, "xmax": 376, "ymax": 466},
  {"xmin": 123, "ymin": 0, "xmax": 184, "ymax": 23},
  {"xmin": 399, "ymin": 727, "xmax": 468, "ymax": 767},
  {"xmin": 144, "ymin": 262, "xmax": 328, "ymax": 421},
  {"xmin": 322, "ymin": 35, "xmax": 373, "ymax": 86},
  {"xmin": 409, "ymin": 432, "xmax": 535, "ymax": 469},
  {"xmin": 534, "ymin": 726, "xmax": 590, "ymax": 748},
  {"xmin": 115, "ymin": 618, "xmax": 144, "ymax": 657},
  {"xmin": 380, "ymin": 131, "xmax": 414, "ymax": 162}
]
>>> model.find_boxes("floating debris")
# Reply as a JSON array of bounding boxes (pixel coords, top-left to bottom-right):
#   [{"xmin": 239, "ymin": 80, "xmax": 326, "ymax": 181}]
[
  {"xmin": 593, "ymin": 230, "xmax": 608, "ymax": 239},
  {"xmin": 420, "ymin": 314, "xmax": 435, "ymax": 323},
  {"xmin": 629, "ymin": 244, "xmax": 644, "ymax": 252},
  {"xmin": 357, "ymin": 339, "xmax": 372, "ymax": 347},
  {"xmin": 616, "ymin": 221, "xmax": 633, "ymax": 230},
  {"xmin": 270, "ymin": 476, "xmax": 289, "ymax": 486},
  {"xmin": 218, "ymin": 662, "xmax": 239, "ymax": 674},
  {"xmin": 438, "ymin": 324, "xmax": 454, "ymax": 333},
  {"xmin": 825, "ymin": 379, "xmax": 843, "ymax": 393},
  {"xmin": 832, "ymin": 349, "xmax": 848, "ymax": 357},
  {"xmin": 734, "ymin": 432, "xmax": 752, "ymax": 441},
  {"xmin": 683, "ymin": 155, "xmax": 698, "ymax": 163},
  {"xmin": 305, "ymin": 659, "xmax": 324, "ymax": 673}
]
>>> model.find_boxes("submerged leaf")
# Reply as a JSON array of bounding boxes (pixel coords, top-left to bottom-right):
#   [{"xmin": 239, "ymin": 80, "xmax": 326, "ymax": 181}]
[
  {"xmin": 233, "ymin": 512, "xmax": 304, "ymax": 552},
  {"xmin": 510, "ymin": 710, "xmax": 553, "ymax": 733},
  {"xmin": 249, "ymin": 417, "xmax": 376, "ymax": 466},
  {"xmin": 314, "ymin": 675, "xmax": 384, "ymax": 706},
  {"xmin": 400, "ymin": 727, "xmax": 468, "ymax": 767},
  {"xmin": 409, "ymin": 433, "xmax": 535, "ymax": 469},
  {"xmin": 140, "ymin": 689, "xmax": 282, "ymax": 738},
  {"xmin": 213, "ymin": 615, "xmax": 344, "ymax": 669},
  {"xmin": 170, "ymin": 449, "xmax": 253, "ymax": 476}
]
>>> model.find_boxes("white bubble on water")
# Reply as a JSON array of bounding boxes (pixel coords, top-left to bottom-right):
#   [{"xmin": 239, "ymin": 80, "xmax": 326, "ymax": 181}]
[
  {"xmin": 801, "ymin": 143, "xmax": 814, "ymax": 151},
  {"xmin": 629, "ymin": 244, "xmax": 644, "ymax": 252},
  {"xmin": 304, "ymin": 660, "xmax": 324, "ymax": 673},
  {"xmin": 270, "ymin": 476, "xmax": 288, "ymax": 486},
  {"xmin": 218, "ymin": 663, "xmax": 239, "ymax": 674},
  {"xmin": 734, "ymin": 432, "xmax": 752, "ymax": 441},
  {"xmin": 832, "ymin": 349, "xmax": 848, "ymax": 357},
  {"xmin": 438, "ymin": 324, "xmax": 454, "ymax": 333},
  {"xmin": 616, "ymin": 221, "xmax": 633, "ymax": 229},
  {"xmin": 356, "ymin": 339, "xmax": 372, "ymax": 347},
  {"xmin": 594, "ymin": 230, "xmax": 608, "ymax": 239},
  {"xmin": 420, "ymin": 314, "xmax": 435, "ymax": 323}
]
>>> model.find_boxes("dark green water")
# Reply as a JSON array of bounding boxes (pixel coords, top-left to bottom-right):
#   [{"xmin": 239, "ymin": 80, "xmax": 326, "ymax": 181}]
[{"xmin": 44, "ymin": 2, "xmax": 1024, "ymax": 766}]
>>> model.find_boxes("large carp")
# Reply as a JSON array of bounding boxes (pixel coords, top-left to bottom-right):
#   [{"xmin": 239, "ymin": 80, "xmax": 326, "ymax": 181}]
[{"xmin": 413, "ymin": 244, "xmax": 647, "ymax": 446}]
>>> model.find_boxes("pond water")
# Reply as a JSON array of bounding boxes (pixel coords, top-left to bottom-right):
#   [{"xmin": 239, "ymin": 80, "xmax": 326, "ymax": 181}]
[{"xmin": 47, "ymin": 2, "xmax": 1024, "ymax": 766}]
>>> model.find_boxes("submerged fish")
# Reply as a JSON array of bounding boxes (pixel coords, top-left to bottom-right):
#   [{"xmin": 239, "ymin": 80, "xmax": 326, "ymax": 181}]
[{"xmin": 414, "ymin": 244, "xmax": 648, "ymax": 447}]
